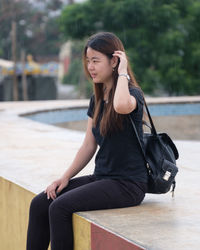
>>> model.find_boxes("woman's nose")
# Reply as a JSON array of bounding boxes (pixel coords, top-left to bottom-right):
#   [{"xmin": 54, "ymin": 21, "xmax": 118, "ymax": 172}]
[{"xmin": 88, "ymin": 62, "xmax": 94, "ymax": 71}]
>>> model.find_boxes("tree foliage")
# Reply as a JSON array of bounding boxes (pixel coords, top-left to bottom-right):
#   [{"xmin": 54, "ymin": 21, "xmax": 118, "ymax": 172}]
[
  {"xmin": 60, "ymin": 0, "xmax": 200, "ymax": 96},
  {"xmin": 0, "ymin": 0, "xmax": 63, "ymax": 60}
]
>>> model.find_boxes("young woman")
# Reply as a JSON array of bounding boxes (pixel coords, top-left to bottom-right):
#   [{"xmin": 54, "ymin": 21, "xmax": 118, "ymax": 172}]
[{"xmin": 26, "ymin": 32, "xmax": 148, "ymax": 250}]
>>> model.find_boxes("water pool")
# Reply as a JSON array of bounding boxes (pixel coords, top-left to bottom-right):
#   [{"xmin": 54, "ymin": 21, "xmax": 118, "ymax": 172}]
[{"xmin": 24, "ymin": 103, "xmax": 200, "ymax": 125}]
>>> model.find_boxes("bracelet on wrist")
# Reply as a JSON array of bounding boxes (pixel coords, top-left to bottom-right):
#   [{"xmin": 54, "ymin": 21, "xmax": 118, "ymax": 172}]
[{"xmin": 118, "ymin": 73, "xmax": 130, "ymax": 82}]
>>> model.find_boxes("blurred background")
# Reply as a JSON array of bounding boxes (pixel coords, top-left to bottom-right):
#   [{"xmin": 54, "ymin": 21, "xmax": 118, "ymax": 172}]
[{"xmin": 0, "ymin": 0, "xmax": 200, "ymax": 101}]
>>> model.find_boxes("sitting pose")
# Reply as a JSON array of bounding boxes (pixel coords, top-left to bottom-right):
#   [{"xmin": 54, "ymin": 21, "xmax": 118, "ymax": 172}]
[{"xmin": 26, "ymin": 31, "xmax": 148, "ymax": 250}]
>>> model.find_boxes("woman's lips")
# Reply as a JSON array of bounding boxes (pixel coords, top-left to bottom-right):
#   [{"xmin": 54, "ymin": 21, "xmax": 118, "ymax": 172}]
[{"xmin": 90, "ymin": 73, "xmax": 97, "ymax": 78}]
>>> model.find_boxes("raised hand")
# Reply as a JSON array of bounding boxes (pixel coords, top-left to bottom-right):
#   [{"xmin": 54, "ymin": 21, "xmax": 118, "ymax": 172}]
[{"xmin": 112, "ymin": 50, "xmax": 128, "ymax": 74}]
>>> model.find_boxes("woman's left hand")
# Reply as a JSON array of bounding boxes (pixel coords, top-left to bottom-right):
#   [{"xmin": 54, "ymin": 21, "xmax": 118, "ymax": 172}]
[{"xmin": 112, "ymin": 50, "xmax": 128, "ymax": 74}]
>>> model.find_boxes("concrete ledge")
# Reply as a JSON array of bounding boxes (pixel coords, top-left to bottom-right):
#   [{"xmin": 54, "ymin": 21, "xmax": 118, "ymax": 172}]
[
  {"xmin": 73, "ymin": 213, "xmax": 144, "ymax": 250},
  {"xmin": 0, "ymin": 98, "xmax": 200, "ymax": 250},
  {"xmin": 0, "ymin": 177, "xmax": 34, "ymax": 250}
]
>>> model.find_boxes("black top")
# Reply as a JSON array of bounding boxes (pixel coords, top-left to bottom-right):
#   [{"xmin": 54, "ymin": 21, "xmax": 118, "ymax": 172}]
[{"xmin": 87, "ymin": 87, "xmax": 148, "ymax": 184}]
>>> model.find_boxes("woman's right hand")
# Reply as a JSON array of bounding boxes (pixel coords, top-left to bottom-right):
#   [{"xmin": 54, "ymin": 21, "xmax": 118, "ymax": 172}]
[{"xmin": 44, "ymin": 177, "xmax": 69, "ymax": 200}]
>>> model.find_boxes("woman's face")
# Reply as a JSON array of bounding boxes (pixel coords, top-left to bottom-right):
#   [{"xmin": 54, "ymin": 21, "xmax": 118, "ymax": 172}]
[{"xmin": 86, "ymin": 47, "xmax": 115, "ymax": 85}]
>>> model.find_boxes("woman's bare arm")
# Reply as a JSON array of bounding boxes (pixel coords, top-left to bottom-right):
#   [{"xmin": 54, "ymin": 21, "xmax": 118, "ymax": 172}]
[
  {"xmin": 62, "ymin": 117, "xmax": 97, "ymax": 180},
  {"xmin": 45, "ymin": 117, "xmax": 97, "ymax": 199},
  {"xmin": 112, "ymin": 50, "xmax": 137, "ymax": 114}
]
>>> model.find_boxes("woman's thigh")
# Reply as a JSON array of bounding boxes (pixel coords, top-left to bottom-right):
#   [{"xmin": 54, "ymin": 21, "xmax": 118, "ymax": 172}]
[
  {"xmin": 50, "ymin": 178, "xmax": 145, "ymax": 214},
  {"xmin": 30, "ymin": 175, "xmax": 97, "ymax": 214}
]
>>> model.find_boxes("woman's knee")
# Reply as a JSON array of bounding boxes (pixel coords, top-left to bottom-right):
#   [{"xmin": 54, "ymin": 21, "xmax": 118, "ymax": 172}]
[
  {"xmin": 49, "ymin": 200, "xmax": 62, "ymax": 223},
  {"xmin": 49, "ymin": 197, "xmax": 72, "ymax": 222},
  {"xmin": 49, "ymin": 198, "xmax": 64, "ymax": 218},
  {"xmin": 29, "ymin": 192, "xmax": 51, "ymax": 217}
]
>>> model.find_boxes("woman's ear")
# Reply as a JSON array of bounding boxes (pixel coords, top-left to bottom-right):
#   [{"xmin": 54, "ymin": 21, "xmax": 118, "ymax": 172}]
[{"xmin": 111, "ymin": 56, "xmax": 119, "ymax": 68}]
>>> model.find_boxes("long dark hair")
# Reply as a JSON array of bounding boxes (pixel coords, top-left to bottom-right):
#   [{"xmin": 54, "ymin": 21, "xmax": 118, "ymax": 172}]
[{"xmin": 83, "ymin": 32, "xmax": 141, "ymax": 136}]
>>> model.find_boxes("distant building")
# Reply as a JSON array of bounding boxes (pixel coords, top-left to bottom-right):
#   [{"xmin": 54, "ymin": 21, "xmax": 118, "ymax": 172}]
[{"xmin": 58, "ymin": 41, "xmax": 72, "ymax": 81}]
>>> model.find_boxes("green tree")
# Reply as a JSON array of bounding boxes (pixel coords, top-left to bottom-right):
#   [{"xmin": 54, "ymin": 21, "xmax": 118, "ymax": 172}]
[
  {"xmin": 59, "ymin": 0, "xmax": 200, "ymax": 96},
  {"xmin": 0, "ymin": 0, "xmax": 63, "ymax": 60}
]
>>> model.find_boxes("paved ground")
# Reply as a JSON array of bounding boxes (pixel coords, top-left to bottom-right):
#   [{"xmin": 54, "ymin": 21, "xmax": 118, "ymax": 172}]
[
  {"xmin": 0, "ymin": 99, "xmax": 92, "ymax": 194},
  {"xmin": 56, "ymin": 114, "xmax": 200, "ymax": 141},
  {"xmin": 0, "ymin": 97, "xmax": 200, "ymax": 249}
]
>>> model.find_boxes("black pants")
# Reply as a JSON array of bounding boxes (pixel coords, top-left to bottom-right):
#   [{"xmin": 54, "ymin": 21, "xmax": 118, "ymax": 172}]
[{"xmin": 26, "ymin": 175, "xmax": 146, "ymax": 250}]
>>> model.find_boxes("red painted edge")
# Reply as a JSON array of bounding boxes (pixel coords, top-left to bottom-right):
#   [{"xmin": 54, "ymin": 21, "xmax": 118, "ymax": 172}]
[{"xmin": 91, "ymin": 222, "xmax": 146, "ymax": 250}]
